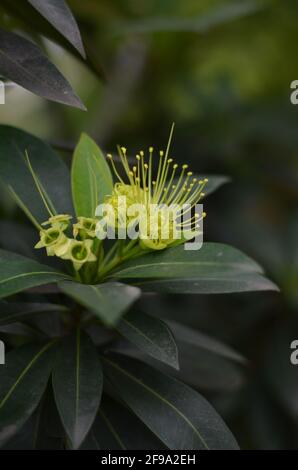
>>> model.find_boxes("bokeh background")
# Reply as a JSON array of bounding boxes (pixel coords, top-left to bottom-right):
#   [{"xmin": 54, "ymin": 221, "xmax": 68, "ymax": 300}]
[{"xmin": 0, "ymin": 0, "xmax": 298, "ymax": 449}]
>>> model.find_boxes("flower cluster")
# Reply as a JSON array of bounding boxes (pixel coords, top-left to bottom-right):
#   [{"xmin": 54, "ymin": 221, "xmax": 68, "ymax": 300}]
[
  {"xmin": 104, "ymin": 143, "xmax": 207, "ymax": 250},
  {"xmin": 35, "ymin": 215, "xmax": 98, "ymax": 272},
  {"xmin": 34, "ymin": 131, "xmax": 208, "ymax": 280}
]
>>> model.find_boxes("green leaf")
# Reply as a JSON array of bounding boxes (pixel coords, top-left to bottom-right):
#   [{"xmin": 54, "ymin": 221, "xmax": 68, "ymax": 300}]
[
  {"xmin": 117, "ymin": 310, "xmax": 179, "ymax": 369},
  {"xmin": 27, "ymin": 0, "xmax": 86, "ymax": 58},
  {"xmin": 0, "ymin": 341, "xmax": 56, "ymax": 447},
  {"xmin": 71, "ymin": 133, "xmax": 113, "ymax": 217},
  {"xmin": 167, "ymin": 321, "xmax": 246, "ymax": 364},
  {"xmin": 52, "ymin": 329, "xmax": 103, "ymax": 449},
  {"xmin": 110, "ymin": 243, "xmax": 279, "ymax": 294},
  {"xmin": 2, "ymin": 390, "xmax": 64, "ymax": 450},
  {"xmin": 103, "ymin": 354, "xmax": 239, "ymax": 450},
  {"xmin": 0, "ymin": 126, "xmax": 74, "ymax": 224},
  {"xmin": 0, "ymin": 300, "xmax": 67, "ymax": 325},
  {"xmin": 59, "ymin": 281, "xmax": 141, "ymax": 326},
  {"xmin": 0, "ymin": 29, "xmax": 85, "ymax": 109},
  {"xmin": 1, "ymin": 0, "xmax": 104, "ymax": 81},
  {"xmin": 169, "ymin": 341, "xmax": 245, "ymax": 393},
  {"xmin": 199, "ymin": 174, "xmax": 230, "ymax": 198},
  {"xmin": 82, "ymin": 395, "xmax": 165, "ymax": 450},
  {"xmin": 0, "ymin": 249, "xmax": 69, "ymax": 299},
  {"xmin": 173, "ymin": 174, "xmax": 230, "ymax": 199},
  {"xmin": 135, "ymin": 274, "xmax": 278, "ymax": 294}
]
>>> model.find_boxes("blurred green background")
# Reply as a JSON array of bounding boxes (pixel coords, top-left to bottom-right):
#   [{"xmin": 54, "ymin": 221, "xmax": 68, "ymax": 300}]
[{"xmin": 1, "ymin": 0, "xmax": 298, "ymax": 449}]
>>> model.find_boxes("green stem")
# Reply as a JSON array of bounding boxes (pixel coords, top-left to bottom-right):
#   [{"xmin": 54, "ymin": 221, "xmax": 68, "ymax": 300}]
[{"xmin": 96, "ymin": 243, "xmax": 143, "ymax": 281}]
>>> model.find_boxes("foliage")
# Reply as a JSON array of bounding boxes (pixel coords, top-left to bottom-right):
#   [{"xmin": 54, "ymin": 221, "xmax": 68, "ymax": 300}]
[{"xmin": 0, "ymin": 0, "xmax": 294, "ymax": 451}]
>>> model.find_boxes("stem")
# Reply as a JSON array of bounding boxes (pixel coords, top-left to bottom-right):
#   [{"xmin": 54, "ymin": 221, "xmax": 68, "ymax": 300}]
[{"xmin": 96, "ymin": 243, "xmax": 143, "ymax": 281}]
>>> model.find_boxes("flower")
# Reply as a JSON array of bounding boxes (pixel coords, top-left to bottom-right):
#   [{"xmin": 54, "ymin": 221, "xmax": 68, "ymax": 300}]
[
  {"xmin": 34, "ymin": 226, "xmax": 69, "ymax": 256},
  {"xmin": 42, "ymin": 214, "xmax": 72, "ymax": 231},
  {"xmin": 106, "ymin": 134, "xmax": 207, "ymax": 250},
  {"xmin": 73, "ymin": 217, "xmax": 97, "ymax": 238},
  {"xmin": 103, "ymin": 182, "xmax": 143, "ymax": 231},
  {"xmin": 60, "ymin": 239, "xmax": 97, "ymax": 271}
]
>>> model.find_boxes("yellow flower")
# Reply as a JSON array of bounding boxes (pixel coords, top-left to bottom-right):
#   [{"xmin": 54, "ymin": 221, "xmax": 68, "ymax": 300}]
[
  {"xmin": 60, "ymin": 239, "xmax": 97, "ymax": 271},
  {"xmin": 103, "ymin": 183, "xmax": 142, "ymax": 230},
  {"xmin": 34, "ymin": 227, "xmax": 69, "ymax": 256},
  {"xmin": 106, "ymin": 129, "xmax": 207, "ymax": 250}
]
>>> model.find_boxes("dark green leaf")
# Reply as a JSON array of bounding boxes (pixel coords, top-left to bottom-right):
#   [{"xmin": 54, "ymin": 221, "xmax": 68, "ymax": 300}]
[
  {"xmin": 71, "ymin": 133, "xmax": 113, "ymax": 217},
  {"xmin": 1, "ymin": 0, "xmax": 104, "ymax": 81},
  {"xmin": 166, "ymin": 321, "xmax": 246, "ymax": 364},
  {"xmin": 117, "ymin": 310, "xmax": 178, "ymax": 369},
  {"xmin": 59, "ymin": 281, "xmax": 141, "ymax": 326},
  {"xmin": 27, "ymin": 0, "xmax": 86, "ymax": 58},
  {"xmin": 0, "ymin": 341, "xmax": 56, "ymax": 447},
  {"xmin": 0, "ymin": 300, "xmax": 67, "ymax": 325},
  {"xmin": 0, "ymin": 249, "xmax": 69, "ymax": 299},
  {"xmin": 199, "ymin": 174, "xmax": 230, "ymax": 198},
  {"xmin": 0, "ymin": 29, "xmax": 85, "ymax": 109},
  {"xmin": 82, "ymin": 395, "xmax": 165, "ymax": 450},
  {"xmin": 52, "ymin": 330, "xmax": 103, "ymax": 449},
  {"xmin": 173, "ymin": 174, "xmax": 230, "ymax": 199},
  {"xmin": 171, "ymin": 342, "xmax": 245, "ymax": 392},
  {"xmin": 111, "ymin": 243, "xmax": 278, "ymax": 294},
  {"xmin": 135, "ymin": 274, "xmax": 278, "ymax": 294},
  {"xmin": 0, "ymin": 126, "xmax": 74, "ymax": 223},
  {"xmin": 103, "ymin": 354, "xmax": 239, "ymax": 450}
]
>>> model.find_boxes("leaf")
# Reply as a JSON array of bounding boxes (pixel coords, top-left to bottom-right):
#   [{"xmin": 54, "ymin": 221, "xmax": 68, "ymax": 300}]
[
  {"xmin": 82, "ymin": 395, "xmax": 165, "ymax": 450},
  {"xmin": 0, "ymin": 220, "xmax": 40, "ymax": 260},
  {"xmin": 117, "ymin": 310, "xmax": 179, "ymax": 369},
  {"xmin": 52, "ymin": 329, "xmax": 103, "ymax": 449},
  {"xmin": 199, "ymin": 174, "xmax": 230, "ymax": 198},
  {"xmin": 173, "ymin": 174, "xmax": 230, "ymax": 199},
  {"xmin": 0, "ymin": 126, "xmax": 74, "ymax": 224},
  {"xmin": 1, "ymin": 0, "xmax": 104, "ymax": 81},
  {"xmin": 103, "ymin": 354, "xmax": 239, "ymax": 450},
  {"xmin": 170, "ymin": 342, "xmax": 245, "ymax": 393},
  {"xmin": 59, "ymin": 281, "xmax": 141, "ymax": 326},
  {"xmin": 27, "ymin": 0, "xmax": 86, "ymax": 58},
  {"xmin": 2, "ymin": 390, "xmax": 64, "ymax": 450},
  {"xmin": 110, "ymin": 243, "xmax": 279, "ymax": 294},
  {"xmin": 113, "ymin": 1, "xmax": 262, "ymax": 35},
  {"xmin": 0, "ymin": 300, "xmax": 67, "ymax": 325},
  {"xmin": 0, "ymin": 341, "xmax": 56, "ymax": 447},
  {"xmin": 135, "ymin": 274, "xmax": 278, "ymax": 294},
  {"xmin": 0, "ymin": 249, "xmax": 69, "ymax": 299},
  {"xmin": 71, "ymin": 133, "xmax": 113, "ymax": 217},
  {"xmin": 0, "ymin": 29, "xmax": 85, "ymax": 109},
  {"xmin": 166, "ymin": 321, "xmax": 246, "ymax": 364}
]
